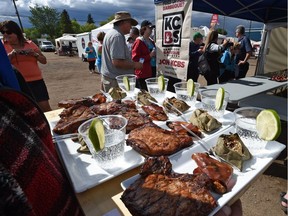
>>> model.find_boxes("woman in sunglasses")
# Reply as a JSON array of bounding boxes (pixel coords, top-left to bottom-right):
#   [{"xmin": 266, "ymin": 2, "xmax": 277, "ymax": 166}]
[{"xmin": 1, "ymin": 20, "xmax": 51, "ymax": 112}]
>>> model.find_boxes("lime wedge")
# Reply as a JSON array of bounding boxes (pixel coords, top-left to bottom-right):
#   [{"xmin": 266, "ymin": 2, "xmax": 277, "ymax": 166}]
[
  {"xmin": 88, "ymin": 118, "xmax": 105, "ymax": 151},
  {"xmin": 123, "ymin": 76, "xmax": 130, "ymax": 91},
  {"xmin": 256, "ymin": 109, "xmax": 281, "ymax": 141},
  {"xmin": 187, "ymin": 79, "xmax": 195, "ymax": 97},
  {"xmin": 215, "ymin": 87, "xmax": 225, "ymax": 110},
  {"xmin": 158, "ymin": 75, "xmax": 165, "ymax": 91}
]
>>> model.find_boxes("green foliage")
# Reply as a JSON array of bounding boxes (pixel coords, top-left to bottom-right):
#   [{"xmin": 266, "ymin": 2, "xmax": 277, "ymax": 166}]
[
  {"xmin": 27, "ymin": 8, "xmax": 114, "ymax": 37},
  {"xmin": 216, "ymin": 28, "xmax": 228, "ymax": 35},
  {"xmin": 81, "ymin": 23, "xmax": 97, "ymax": 32},
  {"xmin": 29, "ymin": 5, "xmax": 60, "ymax": 39},
  {"xmin": 60, "ymin": 9, "xmax": 74, "ymax": 34},
  {"xmin": 99, "ymin": 15, "xmax": 114, "ymax": 26},
  {"xmin": 87, "ymin": 14, "xmax": 95, "ymax": 24},
  {"xmin": 24, "ymin": 28, "xmax": 41, "ymax": 40},
  {"xmin": 71, "ymin": 19, "xmax": 82, "ymax": 34}
]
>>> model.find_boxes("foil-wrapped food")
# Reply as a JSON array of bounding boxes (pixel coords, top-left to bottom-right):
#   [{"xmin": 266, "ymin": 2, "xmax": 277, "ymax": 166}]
[
  {"xmin": 108, "ymin": 87, "xmax": 127, "ymax": 100},
  {"xmin": 163, "ymin": 97, "xmax": 190, "ymax": 115},
  {"xmin": 213, "ymin": 133, "xmax": 251, "ymax": 171},
  {"xmin": 137, "ymin": 90, "xmax": 157, "ymax": 105},
  {"xmin": 189, "ymin": 109, "xmax": 222, "ymax": 132}
]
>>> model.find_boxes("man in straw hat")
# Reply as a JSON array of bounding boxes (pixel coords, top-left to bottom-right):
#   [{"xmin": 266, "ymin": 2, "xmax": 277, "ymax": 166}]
[{"xmin": 101, "ymin": 11, "xmax": 143, "ymax": 91}]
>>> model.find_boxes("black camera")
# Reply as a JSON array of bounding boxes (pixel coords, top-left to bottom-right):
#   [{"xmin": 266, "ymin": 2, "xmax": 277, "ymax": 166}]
[
  {"xmin": 226, "ymin": 42, "xmax": 234, "ymax": 47},
  {"xmin": 19, "ymin": 50, "xmax": 29, "ymax": 55}
]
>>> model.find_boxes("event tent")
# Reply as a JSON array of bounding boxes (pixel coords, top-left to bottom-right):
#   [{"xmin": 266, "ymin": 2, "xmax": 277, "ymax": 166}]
[
  {"xmin": 91, "ymin": 21, "xmax": 141, "ymax": 44},
  {"xmin": 55, "ymin": 35, "xmax": 77, "ymax": 56},
  {"xmin": 155, "ymin": 0, "xmax": 287, "ymax": 23},
  {"xmin": 55, "ymin": 35, "xmax": 77, "ymax": 49},
  {"xmin": 91, "ymin": 21, "xmax": 114, "ymax": 45}
]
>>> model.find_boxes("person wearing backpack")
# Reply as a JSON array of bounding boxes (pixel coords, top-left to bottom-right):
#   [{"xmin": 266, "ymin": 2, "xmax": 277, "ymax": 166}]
[{"xmin": 203, "ymin": 30, "xmax": 229, "ymax": 85}]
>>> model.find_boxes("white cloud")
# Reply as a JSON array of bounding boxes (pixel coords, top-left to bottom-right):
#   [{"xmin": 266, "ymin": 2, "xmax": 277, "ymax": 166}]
[
  {"xmin": 1, "ymin": 0, "xmax": 155, "ymax": 24},
  {"xmin": 1, "ymin": 0, "xmax": 262, "ymax": 37}
]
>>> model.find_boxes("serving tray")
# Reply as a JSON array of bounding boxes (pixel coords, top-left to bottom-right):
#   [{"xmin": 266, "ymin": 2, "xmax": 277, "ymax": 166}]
[{"xmin": 120, "ymin": 126, "xmax": 286, "ymax": 216}]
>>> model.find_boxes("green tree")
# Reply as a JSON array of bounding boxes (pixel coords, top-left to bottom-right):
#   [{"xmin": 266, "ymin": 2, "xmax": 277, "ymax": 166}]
[
  {"xmin": 99, "ymin": 15, "xmax": 114, "ymax": 26},
  {"xmin": 29, "ymin": 5, "xmax": 60, "ymax": 39},
  {"xmin": 80, "ymin": 23, "xmax": 97, "ymax": 33},
  {"xmin": 71, "ymin": 19, "xmax": 82, "ymax": 34},
  {"xmin": 24, "ymin": 27, "xmax": 41, "ymax": 40},
  {"xmin": 87, "ymin": 14, "xmax": 95, "ymax": 24},
  {"xmin": 59, "ymin": 9, "xmax": 74, "ymax": 34}
]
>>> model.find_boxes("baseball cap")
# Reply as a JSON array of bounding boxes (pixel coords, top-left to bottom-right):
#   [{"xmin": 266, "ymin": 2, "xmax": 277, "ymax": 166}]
[
  {"xmin": 141, "ymin": 20, "xmax": 155, "ymax": 28},
  {"xmin": 193, "ymin": 32, "xmax": 203, "ymax": 40}
]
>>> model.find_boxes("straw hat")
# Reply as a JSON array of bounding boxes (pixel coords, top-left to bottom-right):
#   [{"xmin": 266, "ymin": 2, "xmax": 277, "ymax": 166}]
[{"xmin": 111, "ymin": 11, "xmax": 138, "ymax": 26}]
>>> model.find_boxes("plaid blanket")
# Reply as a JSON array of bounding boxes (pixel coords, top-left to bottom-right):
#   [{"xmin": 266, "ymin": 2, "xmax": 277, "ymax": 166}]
[{"xmin": 0, "ymin": 88, "xmax": 84, "ymax": 216}]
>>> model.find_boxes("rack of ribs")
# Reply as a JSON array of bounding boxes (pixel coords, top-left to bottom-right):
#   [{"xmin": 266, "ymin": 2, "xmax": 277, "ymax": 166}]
[
  {"xmin": 121, "ymin": 156, "xmax": 217, "ymax": 216},
  {"xmin": 53, "ymin": 104, "xmax": 96, "ymax": 134}
]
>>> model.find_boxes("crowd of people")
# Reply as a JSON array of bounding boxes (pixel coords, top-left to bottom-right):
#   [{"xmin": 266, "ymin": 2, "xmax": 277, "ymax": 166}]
[
  {"xmin": 0, "ymin": 11, "xmax": 254, "ymax": 100},
  {"xmin": 187, "ymin": 25, "xmax": 252, "ymax": 86},
  {"xmin": 1, "ymin": 11, "xmax": 286, "ymax": 216}
]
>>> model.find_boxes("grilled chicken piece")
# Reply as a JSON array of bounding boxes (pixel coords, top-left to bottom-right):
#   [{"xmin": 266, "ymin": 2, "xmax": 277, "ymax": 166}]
[
  {"xmin": 53, "ymin": 104, "xmax": 96, "ymax": 134},
  {"xmin": 166, "ymin": 121, "xmax": 202, "ymax": 137},
  {"xmin": 141, "ymin": 104, "xmax": 168, "ymax": 121},
  {"xmin": 91, "ymin": 93, "xmax": 107, "ymax": 104},
  {"xmin": 192, "ymin": 153, "xmax": 233, "ymax": 194},
  {"xmin": 127, "ymin": 122, "xmax": 193, "ymax": 156},
  {"xmin": 121, "ymin": 156, "xmax": 217, "ymax": 216}
]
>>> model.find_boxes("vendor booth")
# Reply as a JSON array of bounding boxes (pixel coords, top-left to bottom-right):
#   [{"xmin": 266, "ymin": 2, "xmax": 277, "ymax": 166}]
[{"xmin": 55, "ymin": 35, "xmax": 77, "ymax": 56}]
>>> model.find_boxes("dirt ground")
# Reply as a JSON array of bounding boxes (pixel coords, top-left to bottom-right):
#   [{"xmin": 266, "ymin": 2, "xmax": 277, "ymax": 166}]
[{"xmin": 40, "ymin": 52, "xmax": 287, "ymax": 216}]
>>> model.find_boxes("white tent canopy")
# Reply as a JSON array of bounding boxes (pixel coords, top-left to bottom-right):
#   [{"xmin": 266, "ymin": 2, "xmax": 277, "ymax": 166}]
[
  {"xmin": 91, "ymin": 21, "xmax": 140, "ymax": 48},
  {"xmin": 91, "ymin": 21, "xmax": 114, "ymax": 45},
  {"xmin": 55, "ymin": 35, "xmax": 77, "ymax": 49},
  {"xmin": 256, "ymin": 23, "xmax": 287, "ymax": 75}
]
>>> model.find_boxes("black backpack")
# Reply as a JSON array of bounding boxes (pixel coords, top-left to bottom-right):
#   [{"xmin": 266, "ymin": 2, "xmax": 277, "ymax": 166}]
[{"xmin": 198, "ymin": 43, "xmax": 211, "ymax": 75}]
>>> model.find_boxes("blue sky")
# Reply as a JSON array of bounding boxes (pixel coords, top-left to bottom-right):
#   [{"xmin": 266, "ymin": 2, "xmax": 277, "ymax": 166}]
[{"xmin": 1, "ymin": 0, "xmax": 263, "ymax": 37}]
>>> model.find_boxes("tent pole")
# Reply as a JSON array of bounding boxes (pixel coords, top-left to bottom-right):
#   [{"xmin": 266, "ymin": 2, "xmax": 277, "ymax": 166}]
[{"xmin": 255, "ymin": 25, "xmax": 268, "ymax": 75}]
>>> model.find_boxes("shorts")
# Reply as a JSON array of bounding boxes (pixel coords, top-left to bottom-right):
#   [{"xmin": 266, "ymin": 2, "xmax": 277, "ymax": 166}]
[{"xmin": 27, "ymin": 79, "xmax": 50, "ymax": 102}]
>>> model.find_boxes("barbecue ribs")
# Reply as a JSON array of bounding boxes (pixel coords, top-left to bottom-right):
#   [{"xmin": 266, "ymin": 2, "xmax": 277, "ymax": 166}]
[{"xmin": 121, "ymin": 156, "xmax": 217, "ymax": 216}]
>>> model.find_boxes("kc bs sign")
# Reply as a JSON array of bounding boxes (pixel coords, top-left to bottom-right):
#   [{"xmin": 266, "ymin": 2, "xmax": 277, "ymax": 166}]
[{"xmin": 162, "ymin": 11, "xmax": 184, "ymax": 47}]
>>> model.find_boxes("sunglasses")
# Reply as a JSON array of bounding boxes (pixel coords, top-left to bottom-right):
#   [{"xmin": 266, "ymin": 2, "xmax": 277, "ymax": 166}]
[{"xmin": 1, "ymin": 30, "xmax": 13, "ymax": 35}]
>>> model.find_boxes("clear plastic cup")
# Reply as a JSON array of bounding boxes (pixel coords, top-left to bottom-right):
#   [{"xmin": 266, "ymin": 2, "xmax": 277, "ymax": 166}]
[
  {"xmin": 173, "ymin": 82, "xmax": 200, "ymax": 107},
  {"xmin": 115, "ymin": 74, "xmax": 136, "ymax": 99},
  {"xmin": 199, "ymin": 89, "xmax": 230, "ymax": 119},
  {"xmin": 145, "ymin": 77, "xmax": 169, "ymax": 103},
  {"xmin": 78, "ymin": 115, "xmax": 127, "ymax": 169},
  {"xmin": 234, "ymin": 107, "xmax": 267, "ymax": 155}
]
